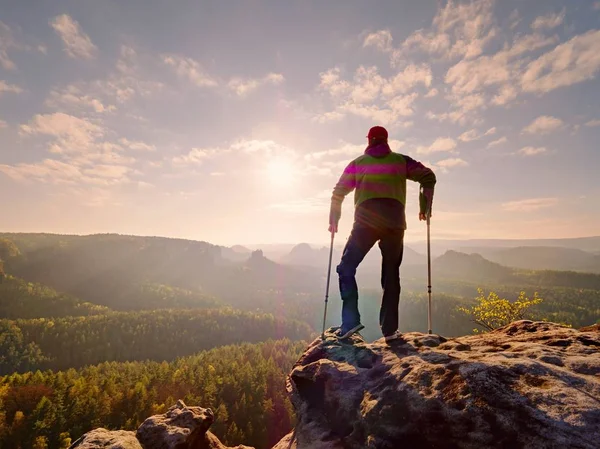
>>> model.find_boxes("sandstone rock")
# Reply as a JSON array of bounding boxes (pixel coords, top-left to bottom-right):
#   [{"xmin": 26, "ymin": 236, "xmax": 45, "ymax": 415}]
[
  {"xmin": 69, "ymin": 428, "xmax": 142, "ymax": 449},
  {"xmin": 279, "ymin": 320, "xmax": 600, "ymax": 449},
  {"xmin": 136, "ymin": 400, "xmax": 254, "ymax": 449},
  {"xmin": 580, "ymin": 324, "xmax": 600, "ymax": 332},
  {"xmin": 270, "ymin": 430, "xmax": 296, "ymax": 449}
]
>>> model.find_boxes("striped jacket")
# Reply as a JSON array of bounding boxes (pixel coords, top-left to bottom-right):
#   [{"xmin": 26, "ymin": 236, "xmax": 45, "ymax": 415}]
[{"xmin": 330, "ymin": 143, "xmax": 436, "ymax": 229}]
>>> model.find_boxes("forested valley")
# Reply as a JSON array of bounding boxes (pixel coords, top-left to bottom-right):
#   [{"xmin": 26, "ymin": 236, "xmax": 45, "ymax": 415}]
[{"xmin": 0, "ymin": 233, "xmax": 599, "ymax": 448}]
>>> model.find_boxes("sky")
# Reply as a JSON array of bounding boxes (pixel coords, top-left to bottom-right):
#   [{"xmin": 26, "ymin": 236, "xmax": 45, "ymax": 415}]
[{"xmin": 1, "ymin": 0, "xmax": 599, "ymax": 246}]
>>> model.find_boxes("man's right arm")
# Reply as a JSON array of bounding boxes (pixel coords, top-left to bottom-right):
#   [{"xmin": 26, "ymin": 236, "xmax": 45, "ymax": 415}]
[{"xmin": 329, "ymin": 161, "xmax": 356, "ymax": 232}]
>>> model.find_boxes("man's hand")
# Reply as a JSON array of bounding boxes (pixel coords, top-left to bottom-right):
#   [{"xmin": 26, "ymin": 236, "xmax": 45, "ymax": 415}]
[
  {"xmin": 328, "ymin": 222, "xmax": 338, "ymax": 233},
  {"xmin": 419, "ymin": 187, "xmax": 434, "ymax": 222}
]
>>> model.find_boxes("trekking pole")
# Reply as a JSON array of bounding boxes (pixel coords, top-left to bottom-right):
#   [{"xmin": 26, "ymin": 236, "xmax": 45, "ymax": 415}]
[
  {"xmin": 321, "ymin": 230, "xmax": 335, "ymax": 340},
  {"xmin": 427, "ymin": 209, "xmax": 433, "ymax": 335}
]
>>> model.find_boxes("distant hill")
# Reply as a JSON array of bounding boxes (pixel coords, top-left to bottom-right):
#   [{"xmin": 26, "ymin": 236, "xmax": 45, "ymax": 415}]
[
  {"xmin": 433, "ymin": 250, "xmax": 513, "ymax": 283},
  {"xmin": 458, "ymin": 246, "xmax": 600, "ymax": 273},
  {"xmin": 280, "ymin": 242, "xmax": 425, "ymax": 269},
  {"xmin": 409, "ymin": 236, "xmax": 600, "ymax": 256},
  {"xmin": 427, "ymin": 250, "xmax": 600, "ymax": 291},
  {"xmin": 0, "ymin": 234, "xmax": 322, "ymax": 315},
  {"xmin": 0, "ymin": 275, "xmax": 108, "ymax": 319},
  {"xmin": 220, "ymin": 244, "xmax": 253, "ymax": 262}
]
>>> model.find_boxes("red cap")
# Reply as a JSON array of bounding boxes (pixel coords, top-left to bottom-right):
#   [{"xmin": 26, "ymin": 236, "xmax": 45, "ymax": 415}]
[{"xmin": 367, "ymin": 126, "xmax": 388, "ymax": 140}]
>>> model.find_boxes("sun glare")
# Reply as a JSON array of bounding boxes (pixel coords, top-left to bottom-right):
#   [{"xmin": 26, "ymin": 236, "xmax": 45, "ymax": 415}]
[{"xmin": 266, "ymin": 159, "xmax": 295, "ymax": 186}]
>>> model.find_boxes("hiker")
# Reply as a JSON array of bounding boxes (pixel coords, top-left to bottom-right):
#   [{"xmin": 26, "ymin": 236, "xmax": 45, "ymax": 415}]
[{"xmin": 329, "ymin": 126, "xmax": 436, "ymax": 341}]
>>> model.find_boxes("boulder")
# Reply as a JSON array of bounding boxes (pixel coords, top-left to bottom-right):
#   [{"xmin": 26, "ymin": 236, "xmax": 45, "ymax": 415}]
[
  {"xmin": 136, "ymin": 400, "xmax": 254, "ymax": 449},
  {"xmin": 69, "ymin": 429, "xmax": 142, "ymax": 449},
  {"xmin": 71, "ymin": 400, "xmax": 253, "ymax": 449},
  {"xmin": 279, "ymin": 320, "xmax": 600, "ymax": 449}
]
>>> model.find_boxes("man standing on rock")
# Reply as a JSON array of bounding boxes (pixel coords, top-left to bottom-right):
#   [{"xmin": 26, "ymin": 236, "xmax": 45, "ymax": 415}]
[{"xmin": 329, "ymin": 126, "xmax": 436, "ymax": 341}]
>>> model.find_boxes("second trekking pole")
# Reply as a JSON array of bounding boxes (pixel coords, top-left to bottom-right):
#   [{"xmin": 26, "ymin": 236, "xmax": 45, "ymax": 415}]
[
  {"xmin": 427, "ymin": 209, "xmax": 433, "ymax": 335},
  {"xmin": 321, "ymin": 230, "xmax": 335, "ymax": 340}
]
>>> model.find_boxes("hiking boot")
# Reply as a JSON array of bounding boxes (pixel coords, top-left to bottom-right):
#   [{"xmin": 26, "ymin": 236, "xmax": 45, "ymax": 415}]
[
  {"xmin": 336, "ymin": 324, "xmax": 365, "ymax": 340},
  {"xmin": 384, "ymin": 331, "xmax": 403, "ymax": 342}
]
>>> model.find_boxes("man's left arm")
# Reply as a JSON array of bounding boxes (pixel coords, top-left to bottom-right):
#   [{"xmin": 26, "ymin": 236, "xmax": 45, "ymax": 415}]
[{"xmin": 405, "ymin": 155, "xmax": 436, "ymax": 220}]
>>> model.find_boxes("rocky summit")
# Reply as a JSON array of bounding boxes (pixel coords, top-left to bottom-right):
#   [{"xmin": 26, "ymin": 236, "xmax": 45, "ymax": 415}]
[
  {"xmin": 274, "ymin": 320, "xmax": 600, "ymax": 449},
  {"xmin": 71, "ymin": 321, "xmax": 600, "ymax": 449}
]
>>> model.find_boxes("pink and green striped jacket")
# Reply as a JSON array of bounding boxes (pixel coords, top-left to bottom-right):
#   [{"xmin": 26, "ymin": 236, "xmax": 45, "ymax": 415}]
[{"xmin": 330, "ymin": 143, "xmax": 436, "ymax": 229}]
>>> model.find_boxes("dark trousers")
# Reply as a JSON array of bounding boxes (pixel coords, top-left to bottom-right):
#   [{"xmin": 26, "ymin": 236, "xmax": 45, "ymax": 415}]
[{"xmin": 336, "ymin": 224, "xmax": 404, "ymax": 336}]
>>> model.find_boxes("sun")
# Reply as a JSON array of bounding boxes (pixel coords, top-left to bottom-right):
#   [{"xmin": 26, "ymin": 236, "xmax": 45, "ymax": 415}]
[{"xmin": 266, "ymin": 159, "xmax": 296, "ymax": 186}]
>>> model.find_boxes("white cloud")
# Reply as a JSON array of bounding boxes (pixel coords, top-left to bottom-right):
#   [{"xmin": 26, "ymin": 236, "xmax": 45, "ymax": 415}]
[
  {"xmin": 502, "ymin": 197, "xmax": 558, "ymax": 212},
  {"xmin": 445, "ymin": 44, "xmax": 523, "ymax": 96},
  {"xmin": 426, "ymin": 110, "xmax": 474, "ymax": 125},
  {"xmin": 458, "ymin": 129, "xmax": 479, "ymax": 142},
  {"xmin": 417, "ymin": 137, "xmax": 457, "ymax": 155},
  {"xmin": 116, "ymin": 45, "xmax": 137, "ymax": 75},
  {"xmin": 492, "ymin": 85, "xmax": 518, "ymax": 106},
  {"xmin": 398, "ymin": 0, "xmax": 497, "ymax": 61},
  {"xmin": 522, "ymin": 115, "xmax": 563, "ymax": 134},
  {"xmin": 0, "ymin": 159, "xmax": 83, "ymax": 184},
  {"xmin": 531, "ymin": 10, "xmax": 565, "ymax": 31},
  {"xmin": 172, "ymin": 147, "xmax": 219, "ymax": 166},
  {"xmin": 521, "ymin": 30, "xmax": 600, "ymax": 93},
  {"xmin": 319, "ymin": 68, "xmax": 351, "ymax": 97},
  {"xmin": 339, "ymin": 99, "xmax": 414, "ymax": 126},
  {"xmin": 0, "ymin": 80, "xmax": 23, "ymax": 95},
  {"xmin": 518, "ymin": 146, "xmax": 547, "ymax": 156},
  {"xmin": 484, "ymin": 127, "xmax": 496, "ymax": 136},
  {"xmin": 305, "ymin": 143, "xmax": 364, "ymax": 161},
  {"xmin": 487, "ymin": 137, "xmax": 507, "ymax": 148},
  {"xmin": 46, "ymin": 85, "xmax": 115, "ymax": 113},
  {"xmin": 305, "ymin": 139, "xmax": 405, "ymax": 163},
  {"xmin": 83, "ymin": 164, "xmax": 131, "ymax": 179},
  {"xmin": 50, "ymin": 14, "xmax": 97, "ymax": 59},
  {"xmin": 317, "ymin": 65, "xmax": 427, "ymax": 125},
  {"xmin": 231, "ymin": 139, "xmax": 288, "ymax": 155},
  {"xmin": 228, "ymin": 72, "xmax": 284, "ymax": 96},
  {"xmin": 349, "ymin": 66, "xmax": 385, "ymax": 103},
  {"xmin": 89, "ymin": 47, "xmax": 164, "ymax": 104},
  {"xmin": 119, "ymin": 138, "xmax": 156, "ymax": 152},
  {"xmin": 319, "ymin": 65, "xmax": 430, "ymax": 103},
  {"xmin": 37, "ymin": 44, "xmax": 48, "ymax": 55},
  {"xmin": 20, "ymin": 113, "xmax": 104, "ymax": 154},
  {"xmin": 0, "ymin": 21, "xmax": 18, "ymax": 70},
  {"xmin": 509, "ymin": 9, "xmax": 521, "ymax": 30},
  {"xmin": 442, "ymin": 32, "xmax": 559, "ymax": 116},
  {"xmin": 171, "ymin": 139, "xmax": 296, "ymax": 167},
  {"xmin": 311, "ymin": 110, "xmax": 345, "ymax": 124},
  {"xmin": 424, "ymin": 88, "xmax": 439, "ymax": 98},
  {"xmin": 387, "ymin": 93, "xmax": 419, "ymax": 116},
  {"xmin": 381, "ymin": 64, "xmax": 432, "ymax": 96},
  {"xmin": 585, "ymin": 119, "xmax": 600, "ymax": 127},
  {"xmin": 436, "ymin": 157, "xmax": 468, "ymax": 168},
  {"xmin": 163, "ymin": 54, "xmax": 218, "ymax": 87},
  {"xmin": 0, "ymin": 158, "xmax": 132, "ymax": 186},
  {"xmin": 363, "ymin": 30, "xmax": 393, "ymax": 52}
]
